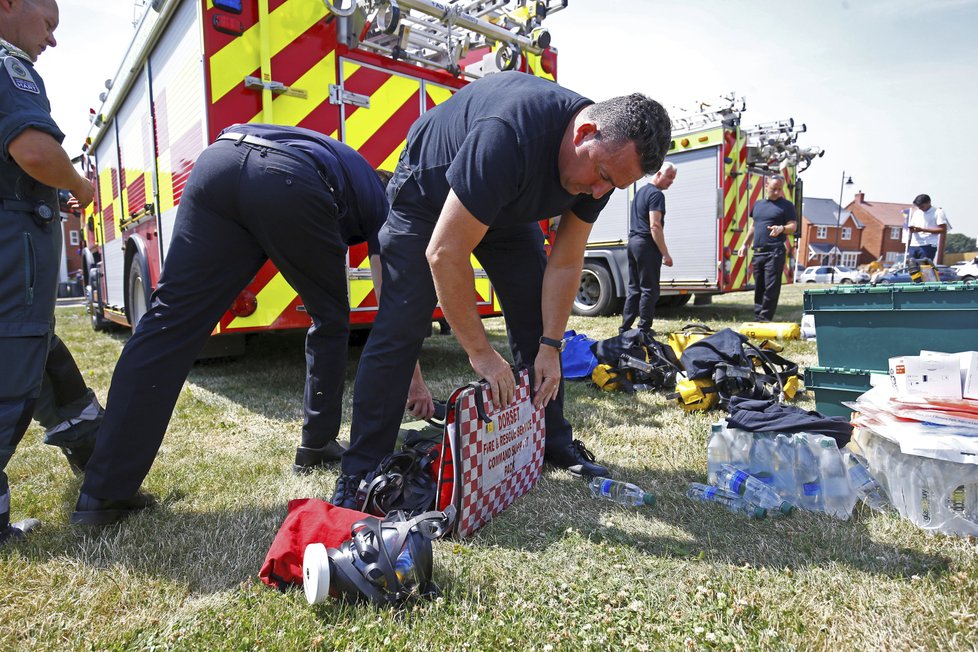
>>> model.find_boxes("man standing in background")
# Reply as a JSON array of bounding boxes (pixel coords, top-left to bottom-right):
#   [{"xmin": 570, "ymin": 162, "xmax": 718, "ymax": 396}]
[
  {"xmin": 907, "ymin": 193, "xmax": 949, "ymax": 262},
  {"xmin": 620, "ymin": 161, "xmax": 676, "ymax": 335},
  {"xmin": 737, "ymin": 176, "xmax": 797, "ymax": 322}
]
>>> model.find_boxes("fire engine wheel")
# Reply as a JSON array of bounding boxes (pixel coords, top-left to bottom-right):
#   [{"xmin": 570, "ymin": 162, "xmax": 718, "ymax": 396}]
[
  {"xmin": 128, "ymin": 256, "xmax": 150, "ymax": 333},
  {"xmin": 87, "ymin": 269, "xmax": 110, "ymax": 332},
  {"xmin": 573, "ymin": 262, "xmax": 615, "ymax": 317},
  {"xmin": 656, "ymin": 294, "xmax": 692, "ymax": 310}
]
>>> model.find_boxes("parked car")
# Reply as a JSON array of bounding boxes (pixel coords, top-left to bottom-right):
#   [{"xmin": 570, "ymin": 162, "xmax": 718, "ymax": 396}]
[
  {"xmin": 954, "ymin": 256, "xmax": 978, "ymax": 282},
  {"xmin": 792, "ymin": 262, "xmax": 806, "ymax": 283},
  {"xmin": 797, "ymin": 265, "xmax": 870, "ymax": 284},
  {"xmin": 872, "ymin": 263, "xmax": 960, "ymax": 284}
]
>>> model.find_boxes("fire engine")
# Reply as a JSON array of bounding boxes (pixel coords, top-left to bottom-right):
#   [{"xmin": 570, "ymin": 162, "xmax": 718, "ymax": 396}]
[
  {"xmin": 79, "ymin": 0, "xmax": 566, "ymax": 354},
  {"xmin": 572, "ymin": 95, "xmax": 823, "ymax": 316}
]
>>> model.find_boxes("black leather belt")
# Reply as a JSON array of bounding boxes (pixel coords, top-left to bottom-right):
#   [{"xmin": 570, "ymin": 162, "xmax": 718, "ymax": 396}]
[
  {"xmin": 753, "ymin": 244, "xmax": 784, "ymax": 252},
  {"xmin": 217, "ymin": 132, "xmax": 337, "ymax": 196},
  {"xmin": 2, "ymin": 197, "xmax": 56, "ymax": 224}
]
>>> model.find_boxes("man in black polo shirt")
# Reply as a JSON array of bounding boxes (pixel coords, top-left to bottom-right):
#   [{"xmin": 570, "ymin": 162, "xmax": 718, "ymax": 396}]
[
  {"xmin": 71, "ymin": 124, "xmax": 391, "ymax": 525},
  {"xmin": 334, "ymin": 72, "xmax": 671, "ymax": 506},
  {"xmin": 620, "ymin": 162, "xmax": 676, "ymax": 334},
  {"xmin": 737, "ymin": 176, "xmax": 798, "ymax": 321}
]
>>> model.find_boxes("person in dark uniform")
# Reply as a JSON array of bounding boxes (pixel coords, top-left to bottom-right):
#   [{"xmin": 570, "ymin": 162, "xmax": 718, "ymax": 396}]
[
  {"xmin": 71, "ymin": 124, "xmax": 391, "ymax": 525},
  {"xmin": 332, "ymin": 71, "xmax": 671, "ymax": 507},
  {"xmin": 620, "ymin": 162, "xmax": 677, "ymax": 334},
  {"xmin": 737, "ymin": 175, "xmax": 798, "ymax": 322},
  {"xmin": 0, "ymin": 0, "xmax": 96, "ymax": 544}
]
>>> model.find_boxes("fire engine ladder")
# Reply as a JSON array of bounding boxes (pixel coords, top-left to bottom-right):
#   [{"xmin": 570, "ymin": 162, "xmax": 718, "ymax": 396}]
[{"xmin": 327, "ymin": 0, "xmax": 567, "ymax": 78}]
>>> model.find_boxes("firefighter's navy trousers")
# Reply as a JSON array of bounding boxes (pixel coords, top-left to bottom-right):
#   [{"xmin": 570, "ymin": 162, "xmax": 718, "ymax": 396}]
[
  {"xmin": 82, "ymin": 140, "xmax": 349, "ymax": 500},
  {"xmin": 343, "ymin": 177, "xmax": 574, "ymax": 477}
]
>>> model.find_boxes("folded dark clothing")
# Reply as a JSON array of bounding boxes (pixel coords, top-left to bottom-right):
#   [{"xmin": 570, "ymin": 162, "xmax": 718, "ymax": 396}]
[{"xmin": 726, "ymin": 396, "xmax": 852, "ymax": 447}]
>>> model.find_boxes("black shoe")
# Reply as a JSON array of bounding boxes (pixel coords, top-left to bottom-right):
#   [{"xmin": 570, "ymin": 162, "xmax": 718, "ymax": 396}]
[
  {"xmin": 293, "ymin": 440, "xmax": 347, "ymax": 475},
  {"xmin": 0, "ymin": 518, "xmax": 41, "ymax": 546},
  {"xmin": 545, "ymin": 440, "xmax": 610, "ymax": 479},
  {"xmin": 70, "ymin": 491, "xmax": 158, "ymax": 526},
  {"xmin": 61, "ymin": 438, "xmax": 96, "ymax": 475},
  {"xmin": 330, "ymin": 473, "xmax": 365, "ymax": 510}
]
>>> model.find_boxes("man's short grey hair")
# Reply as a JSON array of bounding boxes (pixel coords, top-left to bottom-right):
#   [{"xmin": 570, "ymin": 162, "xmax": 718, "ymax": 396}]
[
  {"xmin": 767, "ymin": 174, "xmax": 785, "ymax": 183},
  {"xmin": 657, "ymin": 161, "xmax": 677, "ymax": 174},
  {"xmin": 587, "ymin": 93, "xmax": 671, "ymax": 175}
]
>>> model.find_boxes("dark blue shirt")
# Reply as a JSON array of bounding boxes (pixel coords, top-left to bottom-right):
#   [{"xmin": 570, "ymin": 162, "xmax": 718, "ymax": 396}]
[
  {"xmin": 402, "ymin": 71, "xmax": 611, "ymax": 227},
  {"xmin": 750, "ymin": 197, "xmax": 796, "ymax": 248},
  {"xmin": 0, "ymin": 46, "xmax": 64, "ymax": 198},
  {"xmin": 628, "ymin": 183, "xmax": 666, "ymax": 239},
  {"xmin": 221, "ymin": 123, "xmax": 388, "ymax": 255}
]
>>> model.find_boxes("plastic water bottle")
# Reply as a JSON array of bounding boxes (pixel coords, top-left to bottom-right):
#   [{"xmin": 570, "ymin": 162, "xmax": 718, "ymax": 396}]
[
  {"xmin": 844, "ymin": 453, "xmax": 889, "ymax": 512},
  {"xmin": 686, "ymin": 483, "xmax": 767, "ymax": 519},
  {"xmin": 818, "ymin": 438, "xmax": 853, "ymax": 520},
  {"xmin": 589, "ymin": 477, "xmax": 656, "ymax": 507},
  {"xmin": 794, "ymin": 435, "xmax": 822, "ymax": 511},
  {"xmin": 707, "ymin": 423, "xmax": 730, "ymax": 483},
  {"xmin": 714, "ymin": 464, "xmax": 796, "ymax": 516},
  {"xmin": 749, "ymin": 434, "xmax": 776, "ymax": 487},
  {"xmin": 772, "ymin": 434, "xmax": 797, "ymax": 497}
]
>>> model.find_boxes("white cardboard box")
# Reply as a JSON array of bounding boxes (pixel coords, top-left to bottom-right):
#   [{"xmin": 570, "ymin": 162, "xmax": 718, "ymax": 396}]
[
  {"xmin": 889, "ymin": 355, "xmax": 962, "ymax": 399},
  {"xmin": 919, "ymin": 350, "xmax": 978, "ymax": 400}
]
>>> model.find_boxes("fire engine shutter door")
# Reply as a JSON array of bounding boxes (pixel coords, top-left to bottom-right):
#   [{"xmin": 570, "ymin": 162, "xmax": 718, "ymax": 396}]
[
  {"xmin": 658, "ymin": 147, "xmax": 720, "ymax": 287},
  {"xmin": 589, "ymin": 184, "xmax": 630, "ymax": 244}
]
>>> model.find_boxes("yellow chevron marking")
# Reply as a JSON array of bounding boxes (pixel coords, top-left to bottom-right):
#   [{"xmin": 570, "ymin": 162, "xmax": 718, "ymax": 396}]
[
  {"xmin": 158, "ymin": 171, "xmax": 175, "ymax": 213},
  {"xmin": 350, "ymin": 280, "xmax": 374, "ymax": 308},
  {"xmin": 379, "ymin": 140, "xmax": 405, "ymax": 171},
  {"xmin": 344, "ymin": 74, "xmax": 419, "ymax": 150},
  {"xmin": 342, "ymin": 61, "xmax": 361, "ymax": 80},
  {"xmin": 474, "ymin": 278, "xmax": 491, "ymax": 304},
  {"xmin": 210, "ymin": 0, "xmax": 327, "ymax": 104},
  {"xmin": 228, "ymin": 272, "xmax": 297, "ymax": 329},
  {"xmin": 112, "ymin": 198, "xmax": 123, "ymax": 239},
  {"xmin": 425, "ymin": 83, "xmax": 453, "ymax": 107},
  {"xmin": 249, "ymin": 51, "xmax": 336, "ymax": 125}
]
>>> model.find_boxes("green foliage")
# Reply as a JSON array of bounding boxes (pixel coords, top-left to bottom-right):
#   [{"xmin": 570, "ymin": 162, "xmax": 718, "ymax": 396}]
[
  {"xmin": 1, "ymin": 290, "xmax": 976, "ymax": 651},
  {"xmin": 945, "ymin": 233, "xmax": 977, "ymax": 254}
]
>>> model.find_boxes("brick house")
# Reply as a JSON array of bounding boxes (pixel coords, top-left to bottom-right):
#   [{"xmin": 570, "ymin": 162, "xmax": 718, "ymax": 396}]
[
  {"xmin": 57, "ymin": 190, "xmax": 84, "ymax": 289},
  {"xmin": 798, "ymin": 197, "xmax": 863, "ymax": 268},
  {"xmin": 844, "ymin": 192, "xmax": 934, "ymax": 266}
]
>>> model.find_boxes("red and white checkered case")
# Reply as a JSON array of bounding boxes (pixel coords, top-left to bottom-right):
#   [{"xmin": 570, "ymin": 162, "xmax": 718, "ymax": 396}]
[{"xmin": 435, "ymin": 368, "xmax": 545, "ymax": 538}]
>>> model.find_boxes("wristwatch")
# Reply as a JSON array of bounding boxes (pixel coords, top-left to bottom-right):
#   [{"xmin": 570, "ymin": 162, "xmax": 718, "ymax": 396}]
[{"xmin": 539, "ymin": 336, "xmax": 565, "ymax": 352}]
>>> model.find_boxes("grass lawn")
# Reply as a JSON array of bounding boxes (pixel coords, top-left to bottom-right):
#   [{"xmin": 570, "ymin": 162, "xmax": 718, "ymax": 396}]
[{"xmin": 2, "ymin": 284, "xmax": 976, "ymax": 651}]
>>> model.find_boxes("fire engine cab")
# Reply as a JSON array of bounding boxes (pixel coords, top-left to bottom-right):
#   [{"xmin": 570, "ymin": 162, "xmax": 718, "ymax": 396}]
[{"xmin": 80, "ymin": 0, "xmax": 566, "ymax": 354}]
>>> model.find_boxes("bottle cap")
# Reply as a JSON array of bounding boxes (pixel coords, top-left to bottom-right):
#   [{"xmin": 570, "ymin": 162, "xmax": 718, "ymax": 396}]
[
  {"xmin": 643, "ymin": 492, "xmax": 656, "ymax": 507},
  {"xmin": 753, "ymin": 507, "xmax": 768, "ymax": 519},
  {"xmin": 779, "ymin": 502, "xmax": 797, "ymax": 516}
]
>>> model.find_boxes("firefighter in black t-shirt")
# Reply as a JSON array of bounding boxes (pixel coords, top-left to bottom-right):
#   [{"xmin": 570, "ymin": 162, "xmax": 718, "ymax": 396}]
[
  {"xmin": 620, "ymin": 162, "xmax": 676, "ymax": 334},
  {"xmin": 333, "ymin": 72, "xmax": 672, "ymax": 507},
  {"xmin": 737, "ymin": 176, "xmax": 798, "ymax": 321}
]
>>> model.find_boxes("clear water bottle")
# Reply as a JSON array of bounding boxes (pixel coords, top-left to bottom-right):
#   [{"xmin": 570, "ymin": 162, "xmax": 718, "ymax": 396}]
[
  {"xmin": 589, "ymin": 477, "xmax": 656, "ymax": 507},
  {"xmin": 818, "ymin": 438, "xmax": 853, "ymax": 520},
  {"xmin": 772, "ymin": 434, "xmax": 797, "ymax": 498},
  {"xmin": 707, "ymin": 423, "xmax": 730, "ymax": 484},
  {"xmin": 844, "ymin": 453, "xmax": 889, "ymax": 512},
  {"xmin": 749, "ymin": 434, "xmax": 776, "ymax": 487},
  {"xmin": 794, "ymin": 435, "xmax": 822, "ymax": 512},
  {"xmin": 714, "ymin": 464, "xmax": 796, "ymax": 516},
  {"xmin": 686, "ymin": 483, "xmax": 767, "ymax": 519}
]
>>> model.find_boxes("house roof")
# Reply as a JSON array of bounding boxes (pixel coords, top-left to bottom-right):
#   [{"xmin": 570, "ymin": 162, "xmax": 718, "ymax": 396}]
[
  {"xmin": 848, "ymin": 199, "xmax": 910, "ymax": 227},
  {"xmin": 802, "ymin": 197, "xmax": 862, "ymax": 228}
]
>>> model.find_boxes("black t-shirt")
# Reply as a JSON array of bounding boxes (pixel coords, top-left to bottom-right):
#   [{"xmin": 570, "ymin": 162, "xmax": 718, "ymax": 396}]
[
  {"xmin": 222, "ymin": 123, "xmax": 388, "ymax": 255},
  {"xmin": 0, "ymin": 47, "xmax": 64, "ymax": 198},
  {"xmin": 402, "ymin": 71, "xmax": 611, "ymax": 227},
  {"xmin": 628, "ymin": 183, "xmax": 666, "ymax": 239},
  {"xmin": 750, "ymin": 197, "xmax": 796, "ymax": 248}
]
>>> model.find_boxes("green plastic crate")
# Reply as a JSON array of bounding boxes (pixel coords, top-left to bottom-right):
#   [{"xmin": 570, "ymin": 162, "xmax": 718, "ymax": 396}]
[
  {"xmin": 804, "ymin": 283, "xmax": 978, "ymax": 370},
  {"xmin": 803, "ymin": 366, "xmax": 875, "ymax": 418}
]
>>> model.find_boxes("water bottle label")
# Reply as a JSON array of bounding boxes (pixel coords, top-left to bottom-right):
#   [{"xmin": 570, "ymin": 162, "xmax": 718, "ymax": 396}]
[
  {"xmin": 704, "ymin": 486, "xmax": 717, "ymax": 500},
  {"xmin": 601, "ymin": 479, "xmax": 614, "ymax": 496},
  {"xmin": 730, "ymin": 469, "xmax": 748, "ymax": 494},
  {"xmin": 803, "ymin": 482, "xmax": 820, "ymax": 496}
]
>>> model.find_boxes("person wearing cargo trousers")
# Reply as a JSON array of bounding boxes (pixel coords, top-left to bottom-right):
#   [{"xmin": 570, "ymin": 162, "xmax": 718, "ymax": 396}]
[
  {"xmin": 71, "ymin": 124, "xmax": 398, "ymax": 525},
  {"xmin": 331, "ymin": 72, "xmax": 672, "ymax": 508},
  {"xmin": 0, "ymin": 0, "xmax": 96, "ymax": 545}
]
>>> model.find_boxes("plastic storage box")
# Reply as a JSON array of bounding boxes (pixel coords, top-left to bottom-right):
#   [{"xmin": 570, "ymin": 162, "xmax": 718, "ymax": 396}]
[
  {"xmin": 803, "ymin": 367, "xmax": 874, "ymax": 418},
  {"xmin": 804, "ymin": 283, "xmax": 978, "ymax": 371}
]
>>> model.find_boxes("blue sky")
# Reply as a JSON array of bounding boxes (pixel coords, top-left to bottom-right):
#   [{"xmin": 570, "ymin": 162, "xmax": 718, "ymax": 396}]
[{"xmin": 43, "ymin": 0, "xmax": 978, "ymax": 237}]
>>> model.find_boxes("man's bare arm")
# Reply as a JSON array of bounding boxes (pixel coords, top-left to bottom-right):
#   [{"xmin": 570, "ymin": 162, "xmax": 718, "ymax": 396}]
[{"xmin": 9, "ymin": 128, "xmax": 94, "ymax": 207}]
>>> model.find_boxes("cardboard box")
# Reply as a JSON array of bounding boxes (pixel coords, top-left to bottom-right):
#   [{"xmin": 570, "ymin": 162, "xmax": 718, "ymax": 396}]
[
  {"xmin": 889, "ymin": 355, "xmax": 962, "ymax": 399},
  {"xmin": 920, "ymin": 350, "xmax": 978, "ymax": 400}
]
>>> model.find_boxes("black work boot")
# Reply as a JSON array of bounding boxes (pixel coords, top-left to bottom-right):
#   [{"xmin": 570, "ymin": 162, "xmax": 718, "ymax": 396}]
[
  {"xmin": 61, "ymin": 437, "xmax": 96, "ymax": 475},
  {"xmin": 545, "ymin": 440, "xmax": 610, "ymax": 479},
  {"xmin": 329, "ymin": 473, "xmax": 365, "ymax": 510},
  {"xmin": 293, "ymin": 440, "xmax": 347, "ymax": 475},
  {"xmin": 0, "ymin": 515, "xmax": 41, "ymax": 546},
  {"xmin": 70, "ymin": 490, "xmax": 158, "ymax": 526}
]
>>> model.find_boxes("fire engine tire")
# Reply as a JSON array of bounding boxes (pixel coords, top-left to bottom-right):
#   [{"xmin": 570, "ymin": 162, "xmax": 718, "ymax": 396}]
[
  {"xmin": 573, "ymin": 262, "xmax": 615, "ymax": 317},
  {"xmin": 656, "ymin": 294, "xmax": 692, "ymax": 310},
  {"xmin": 128, "ymin": 256, "xmax": 151, "ymax": 333},
  {"xmin": 87, "ymin": 269, "xmax": 110, "ymax": 332}
]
